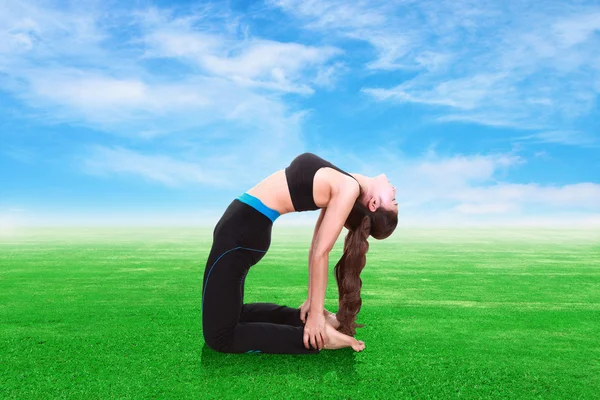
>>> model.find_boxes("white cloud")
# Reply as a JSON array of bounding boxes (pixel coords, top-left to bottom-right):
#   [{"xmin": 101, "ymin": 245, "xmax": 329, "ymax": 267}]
[
  {"xmin": 363, "ymin": 73, "xmax": 509, "ymax": 111},
  {"xmin": 553, "ymin": 12, "xmax": 600, "ymax": 47},
  {"xmin": 272, "ymin": 0, "xmax": 388, "ymax": 31},
  {"xmin": 82, "ymin": 145, "xmax": 230, "ymax": 187},
  {"xmin": 10, "ymin": 67, "xmax": 306, "ymax": 158},
  {"xmin": 401, "ymin": 163, "xmax": 600, "ymax": 212},
  {"xmin": 4, "ymin": 144, "xmax": 600, "ymax": 228},
  {"xmin": 275, "ymin": 0, "xmax": 600, "ymax": 139},
  {"xmin": 411, "ymin": 153, "xmax": 522, "ymax": 186},
  {"xmin": 138, "ymin": 8, "xmax": 343, "ymax": 94},
  {"xmin": 514, "ymin": 130, "xmax": 598, "ymax": 147},
  {"xmin": 25, "ymin": 71, "xmax": 207, "ymax": 116},
  {"xmin": 0, "ymin": 1, "xmax": 319, "ymax": 187},
  {"xmin": 324, "ymin": 147, "xmax": 600, "ymax": 226},
  {"xmin": 1, "ymin": 1, "xmax": 598, "ymax": 229},
  {"xmin": 0, "ymin": 1, "xmax": 337, "ymax": 137},
  {"xmin": 145, "ymin": 35, "xmax": 342, "ymax": 94},
  {"xmin": 454, "ymin": 202, "xmax": 519, "ymax": 215},
  {"xmin": 451, "ymin": 183, "xmax": 600, "ymax": 209},
  {"xmin": 0, "ymin": 0, "xmax": 108, "ymax": 62},
  {"xmin": 272, "ymin": 0, "xmax": 407, "ymax": 70}
]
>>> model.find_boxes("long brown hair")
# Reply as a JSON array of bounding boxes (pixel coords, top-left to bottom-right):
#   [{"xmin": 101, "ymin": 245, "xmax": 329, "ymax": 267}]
[{"xmin": 334, "ymin": 186, "xmax": 398, "ymax": 336}]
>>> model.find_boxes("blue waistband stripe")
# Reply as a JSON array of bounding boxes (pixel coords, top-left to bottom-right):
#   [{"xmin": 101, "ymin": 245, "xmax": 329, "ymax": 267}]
[{"xmin": 236, "ymin": 193, "xmax": 280, "ymax": 223}]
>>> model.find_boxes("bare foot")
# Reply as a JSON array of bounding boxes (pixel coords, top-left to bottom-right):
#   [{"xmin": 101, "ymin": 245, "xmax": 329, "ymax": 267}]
[
  {"xmin": 323, "ymin": 308, "xmax": 340, "ymax": 330},
  {"xmin": 323, "ymin": 320, "xmax": 365, "ymax": 352}
]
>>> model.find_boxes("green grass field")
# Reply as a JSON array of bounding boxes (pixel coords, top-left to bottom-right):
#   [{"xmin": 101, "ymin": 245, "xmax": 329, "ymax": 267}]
[{"xmin": 1, "ymin": 227, "xmax": 599, "ymax": 399}]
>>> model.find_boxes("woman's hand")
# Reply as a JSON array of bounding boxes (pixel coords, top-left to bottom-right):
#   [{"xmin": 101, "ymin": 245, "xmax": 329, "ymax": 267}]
[
  {"xmin": 303, "ymin": 311, "xmax": 327, "ymax": 350},
  {"xmin": 299, "ymin": 299, "xmax": 311, "ymax": 324}
]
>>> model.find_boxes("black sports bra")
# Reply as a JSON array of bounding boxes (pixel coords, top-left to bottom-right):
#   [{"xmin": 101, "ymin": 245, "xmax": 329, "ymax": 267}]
[{"xmin": 284, "ymin": 152, "xmax": 359, "ymax": 212}]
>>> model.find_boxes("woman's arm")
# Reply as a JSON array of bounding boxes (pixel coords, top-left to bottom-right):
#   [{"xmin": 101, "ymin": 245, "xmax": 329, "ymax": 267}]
[
  {"xmin": 307, "ymin": 207, "xmax": 327, "ymax": 301},
  {"xmin": 308, "ymin": 183, "xmax": 359, "ymax": 313}
]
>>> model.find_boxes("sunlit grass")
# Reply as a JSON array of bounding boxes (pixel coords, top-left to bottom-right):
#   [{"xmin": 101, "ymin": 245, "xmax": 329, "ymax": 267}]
[{"xmin": 1, "ymin": 227, "xmax": 599, "ymax": 399}]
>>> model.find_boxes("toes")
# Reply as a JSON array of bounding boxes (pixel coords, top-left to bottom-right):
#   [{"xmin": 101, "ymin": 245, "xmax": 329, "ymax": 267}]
[{"xmin": 352, "ymin": 340, "xmax": 365, "ymax": 352}]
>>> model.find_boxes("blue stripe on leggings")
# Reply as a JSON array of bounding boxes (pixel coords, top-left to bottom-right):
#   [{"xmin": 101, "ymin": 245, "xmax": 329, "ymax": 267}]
[{"xmin": 202, "ymin": 246, "xmax": 268, "ymax": 312}]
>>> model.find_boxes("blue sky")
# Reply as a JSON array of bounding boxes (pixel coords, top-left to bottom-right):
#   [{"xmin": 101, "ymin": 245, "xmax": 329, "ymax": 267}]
[{"xmin": 1, "ymin": 0, "xmax": 599, "ymax": 229}]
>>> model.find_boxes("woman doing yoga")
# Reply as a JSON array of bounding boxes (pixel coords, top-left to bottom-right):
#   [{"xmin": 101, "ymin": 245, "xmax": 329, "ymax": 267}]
[{"xmin": 202, "ymin": 152, "xmax": 398, "ymax": 354}]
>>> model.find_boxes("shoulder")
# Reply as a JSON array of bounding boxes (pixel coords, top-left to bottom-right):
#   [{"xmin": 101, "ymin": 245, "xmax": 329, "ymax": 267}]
[
  {"xmin": 341, "ymin": 175, "xmax": 360, "ymax": 196},
  {"xmin": 328, "ymin": 173, "xmax": 359, "ymax": 203},
  {"xmin": 332, "ymin": 169, "xmax": 359, "ymax": 191}
]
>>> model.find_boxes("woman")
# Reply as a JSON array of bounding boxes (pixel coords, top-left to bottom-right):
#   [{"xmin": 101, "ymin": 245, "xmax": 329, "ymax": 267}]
[{"xmin": 202, "ymin": 152, "xmax": 398, "ymax": 354}]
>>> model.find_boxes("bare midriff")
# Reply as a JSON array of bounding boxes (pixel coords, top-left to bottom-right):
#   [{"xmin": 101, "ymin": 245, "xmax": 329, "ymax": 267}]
[
  {"xmin": 245, "ymin": 168, "xmax": 356, "ymax": 216},
  {"xmin": 246, "ymin": 170, "xmax": 295, "ymax": 216}
]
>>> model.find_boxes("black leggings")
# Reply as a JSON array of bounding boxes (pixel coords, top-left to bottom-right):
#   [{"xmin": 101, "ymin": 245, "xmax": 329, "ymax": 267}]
[{"xmin": 202, "ymin": 197, "xmax": 320, "ymax": 354}]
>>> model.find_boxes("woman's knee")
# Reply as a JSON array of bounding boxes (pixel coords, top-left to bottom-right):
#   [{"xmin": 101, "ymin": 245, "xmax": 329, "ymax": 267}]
[{"xmin": 203, "ymin": 331, "xmax": 232, "ymax": 353}]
